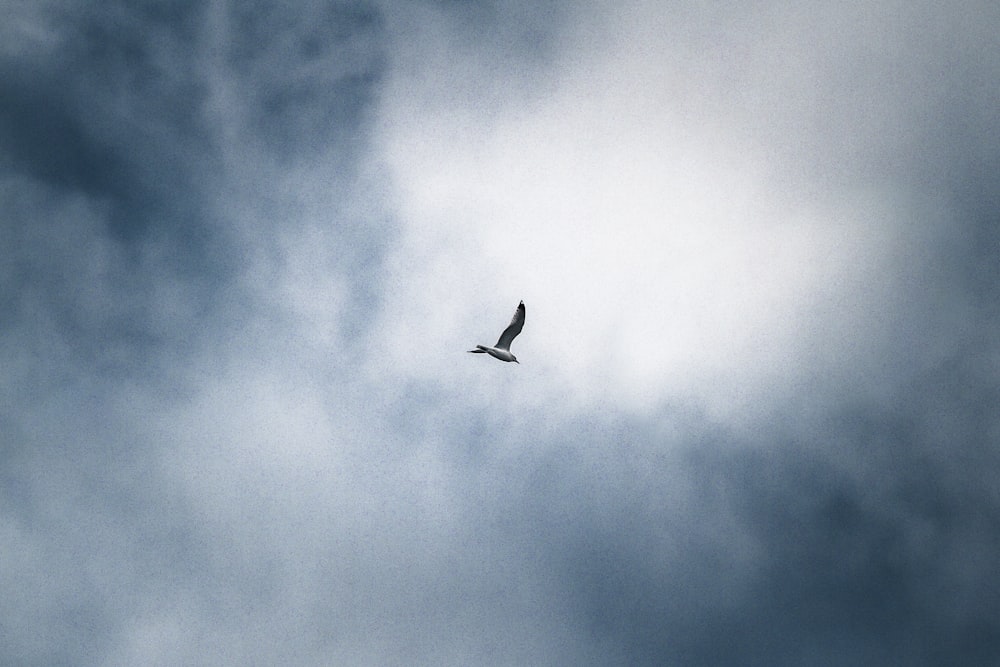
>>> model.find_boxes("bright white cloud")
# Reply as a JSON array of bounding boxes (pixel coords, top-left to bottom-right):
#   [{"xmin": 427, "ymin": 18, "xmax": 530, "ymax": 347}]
[{"xmin": 370, "ymin": 2, "xmax": 920, "ymax": 420}]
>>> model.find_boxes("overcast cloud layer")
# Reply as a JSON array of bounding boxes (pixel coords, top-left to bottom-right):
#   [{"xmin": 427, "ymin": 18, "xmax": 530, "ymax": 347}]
[{"xmin": 3, "ymin": 1, "xmax": 999, "ymax": 664}]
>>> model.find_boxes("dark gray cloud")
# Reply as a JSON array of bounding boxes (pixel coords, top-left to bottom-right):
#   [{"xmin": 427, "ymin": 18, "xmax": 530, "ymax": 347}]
[{"xmin": 3, "ymin": 1, "xmax": 999, "ymax": 665}]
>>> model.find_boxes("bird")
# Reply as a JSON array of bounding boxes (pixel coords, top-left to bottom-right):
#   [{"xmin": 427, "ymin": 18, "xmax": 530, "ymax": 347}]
[{"xmin": 468, "ymin": 301, "xmax": 525, "ymax": 363}]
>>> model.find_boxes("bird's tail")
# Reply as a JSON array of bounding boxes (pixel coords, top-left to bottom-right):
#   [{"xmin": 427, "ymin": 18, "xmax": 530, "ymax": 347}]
[{"xmin": 467, "ymin": 346, "xmax": 487, "ymax": 353}]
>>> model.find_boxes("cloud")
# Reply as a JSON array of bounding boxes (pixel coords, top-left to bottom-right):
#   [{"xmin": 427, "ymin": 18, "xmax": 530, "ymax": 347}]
[
  {"xmin": 370, "ymin": 0, "xmax": 995, "ymax": 422},
  {"xmin": 2, "ymin": 1, "xmax": 999, "ymax": 665}
]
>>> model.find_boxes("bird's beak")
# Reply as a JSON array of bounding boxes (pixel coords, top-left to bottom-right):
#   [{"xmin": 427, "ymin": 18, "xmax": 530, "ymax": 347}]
[{"xmin": 514, "ymin": 360, "xmax": 520, "ymax": 364}]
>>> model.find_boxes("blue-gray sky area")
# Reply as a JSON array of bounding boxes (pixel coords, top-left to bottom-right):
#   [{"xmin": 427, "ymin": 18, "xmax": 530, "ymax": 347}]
[{"xmin": 3, "ymin": 1, "xmax": 999, "ymax": 664}]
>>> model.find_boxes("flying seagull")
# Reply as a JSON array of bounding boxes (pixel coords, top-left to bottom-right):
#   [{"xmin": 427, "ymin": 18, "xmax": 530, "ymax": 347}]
[{"xmin": 468, "ymin": 301, "xmax": 525, "ymax": 363}]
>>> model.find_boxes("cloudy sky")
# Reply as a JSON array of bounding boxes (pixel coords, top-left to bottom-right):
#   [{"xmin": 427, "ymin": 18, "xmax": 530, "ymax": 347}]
[{"xmin": 3, "ymin": 1, "xmax": 999, "ymax": 664}]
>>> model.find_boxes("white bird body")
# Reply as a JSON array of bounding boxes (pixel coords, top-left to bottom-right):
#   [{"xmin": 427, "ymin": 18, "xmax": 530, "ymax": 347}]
[
  {"xmin": 468, "ymin": 301, "xmax": 525, "ymax": 363},
  {"xmin": 471, "ymin": 345, "xmax": 518, "ymax": 363}
]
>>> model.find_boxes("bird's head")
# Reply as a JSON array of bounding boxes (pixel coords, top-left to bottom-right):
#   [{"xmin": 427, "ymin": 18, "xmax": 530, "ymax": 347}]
[{"xmin": 512, "ymin": 356, "xmax": 519, "ymax": 364}]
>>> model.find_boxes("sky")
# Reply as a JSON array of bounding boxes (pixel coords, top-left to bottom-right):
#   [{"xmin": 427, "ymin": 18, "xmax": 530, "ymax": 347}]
[{"xmin": 2, "ymin": 1, "xmax": 999, "ymax": 664}]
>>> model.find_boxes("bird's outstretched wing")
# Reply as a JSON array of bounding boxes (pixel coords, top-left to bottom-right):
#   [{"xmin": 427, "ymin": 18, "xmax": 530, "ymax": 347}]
[{"xmin": 495, "ymin": 301, "xmax": 525, "ymax": 350}]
